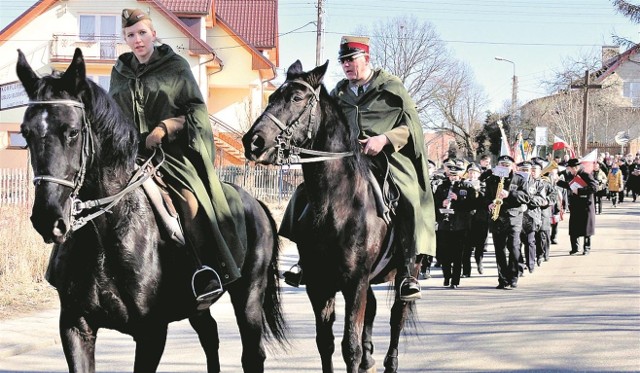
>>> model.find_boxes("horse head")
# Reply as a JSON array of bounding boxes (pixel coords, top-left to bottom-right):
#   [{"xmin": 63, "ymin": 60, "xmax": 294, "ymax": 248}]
[
  {"xmin": 243, "ymin": 60, "xmax": 330, "ymax": 165},
  {"xmin": 17, "ymin": 48, "xmax": 94, "ymax": 244}
]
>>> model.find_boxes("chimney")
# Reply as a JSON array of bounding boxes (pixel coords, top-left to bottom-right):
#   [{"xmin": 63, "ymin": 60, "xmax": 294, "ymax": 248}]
[{"xmin": 602, "ymin": 45, "xmax": 620, "ymax": 66}]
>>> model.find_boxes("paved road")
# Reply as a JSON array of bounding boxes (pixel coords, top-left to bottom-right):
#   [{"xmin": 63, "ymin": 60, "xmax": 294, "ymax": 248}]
[{"xmin": 0, "ymin": 202, "xmax": 639, "ymax": 372}]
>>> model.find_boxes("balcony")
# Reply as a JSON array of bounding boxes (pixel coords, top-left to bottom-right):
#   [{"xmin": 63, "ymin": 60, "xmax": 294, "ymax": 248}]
[{"xmin": 50, "ymin": 34, "xmax": 129, "ymax": 63}]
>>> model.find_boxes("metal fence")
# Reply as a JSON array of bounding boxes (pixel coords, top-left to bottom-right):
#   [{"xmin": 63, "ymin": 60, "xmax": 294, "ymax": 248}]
[{"xmin": 0, "ymin": 165, "xmax": 302, "ymax": 206}]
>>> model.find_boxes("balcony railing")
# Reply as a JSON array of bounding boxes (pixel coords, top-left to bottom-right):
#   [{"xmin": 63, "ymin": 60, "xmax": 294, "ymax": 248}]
[{"xmin": 50, "ymin": 34, "xmax": 129, "ymax": 62}]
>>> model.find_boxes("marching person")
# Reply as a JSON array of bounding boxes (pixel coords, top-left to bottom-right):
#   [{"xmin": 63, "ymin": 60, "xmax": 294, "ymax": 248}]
[
  {"xmin": 518, "ymin": 161, "xmax": 546, "ymax": 275},
  {"xmin": 534, "ymin": 160, "xmax": 557, "ymax": 265},
  {"xmin": 593, "ymin": 162, "xmax": 608, "ymax": 214},
  {"xmin": 607, "ymin": 161, "xmax": 624, "ymax": 208},
  {"xmin": 464, "ymin": 163, "xmax": 489, "ymax": 276},
  {"xmin": 282, "ymin": 36, "xmax": 437, "ymax": 301},
  {"xmin": 484, "ymin": 155, "xmax": 531, "ymax": 290},
  {"xmin": 556, "ymin": 159, "xmax": 598, "ymax": 255},
  {"xmin": 433, "ymin": 164, "xmax": 477, "ymax": 289},
  {"xmin": 109, "ymin": 9, "xmax": 248, "ymax": 302},
  {"xmin": 419, "ymin": 159, "xmax": 444, "ymax": 280}
]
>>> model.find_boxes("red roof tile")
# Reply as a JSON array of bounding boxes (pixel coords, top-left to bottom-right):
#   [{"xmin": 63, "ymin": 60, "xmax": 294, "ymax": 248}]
[
  {"xmin": 158, "ymin": 0, "xmax": 212, "ymax": 14},
  {"xmin": 215, "ymin": 0, "xmax": 278, "ymax": 49}
]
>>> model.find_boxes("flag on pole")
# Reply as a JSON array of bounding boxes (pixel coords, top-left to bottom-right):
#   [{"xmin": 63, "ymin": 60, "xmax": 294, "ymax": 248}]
[
  {"xmin": 513, "ymin": 132, "xmax": 525, "ymax": 163},
  {"xmin": 497, "ymin": 120, "xmax": 512, "ymax": 157},
  {"xmin": 580, "ymin": 149, "xmax": 598, "ymax": 174},
  {"xmin": 552, "ymin": 135, "xmax": 576, "ymax": 158}
]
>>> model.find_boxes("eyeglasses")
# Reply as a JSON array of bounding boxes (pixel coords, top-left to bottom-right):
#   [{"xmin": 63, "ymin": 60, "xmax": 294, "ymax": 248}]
[{"xmin": 339, "ymin": 54, "xmax": 365, "ymax": 64}]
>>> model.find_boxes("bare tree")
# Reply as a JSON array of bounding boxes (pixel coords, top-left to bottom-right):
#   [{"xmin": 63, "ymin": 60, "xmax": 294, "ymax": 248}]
[{"xmin": 356, "ymin": 16, "xmax": 488, "ymax": 157}]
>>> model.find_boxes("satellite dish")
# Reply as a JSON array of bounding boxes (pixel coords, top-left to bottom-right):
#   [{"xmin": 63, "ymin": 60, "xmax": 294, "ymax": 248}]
[{"xmin": 614, "ymin": 131, "xmax": 630, "ymax": 146}]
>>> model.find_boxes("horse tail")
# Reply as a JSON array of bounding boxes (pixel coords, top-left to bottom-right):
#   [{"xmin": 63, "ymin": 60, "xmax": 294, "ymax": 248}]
[{"xmin": 258, "ymin": 200, "xmax": 288, "ymax": 346}]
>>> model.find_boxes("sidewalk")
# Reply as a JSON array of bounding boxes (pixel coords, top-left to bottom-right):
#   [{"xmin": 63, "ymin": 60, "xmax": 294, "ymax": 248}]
[{"xmin": 0, "ymin": 200, "xmax": 638, "ymax": 372}]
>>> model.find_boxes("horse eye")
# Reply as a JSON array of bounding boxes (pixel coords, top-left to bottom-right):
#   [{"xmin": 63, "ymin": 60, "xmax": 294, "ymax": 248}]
[
  {"xmin": 292, "ymin": 95, "xmax": 303, "ymax": 103},
  {"xmin": 68, "ymin": 129, "xmax": 80, "ymax": 140}
]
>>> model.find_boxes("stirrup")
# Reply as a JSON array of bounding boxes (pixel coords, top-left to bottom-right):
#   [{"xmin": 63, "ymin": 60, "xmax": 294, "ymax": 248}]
[
  {"xmin": 192, "ymin": 265, "xmax": 223, "ymax": 302},
  {"xmin": 398, "ymin": 277, "xmax": 422, "ymax": 302},
  {"xmin": 283, "ymin": 263, "xmax": 304, "ymax": 287}
]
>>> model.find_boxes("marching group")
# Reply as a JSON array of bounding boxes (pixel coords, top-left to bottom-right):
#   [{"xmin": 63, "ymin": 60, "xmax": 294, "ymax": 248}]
[{"xmin": 417, "ymin": 150, "xmax": 640, "ymax": 291}]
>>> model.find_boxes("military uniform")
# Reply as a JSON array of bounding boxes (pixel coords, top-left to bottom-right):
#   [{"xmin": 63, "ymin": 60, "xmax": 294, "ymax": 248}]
[
  {"xmin": 434, "ymin": 173, "xmax": 476, "ymax": 288},
  {"xmin": 484, "ymin": 156, "xmax": 531, "ymax": 289},
  {"xmin": 518, "ymin": 164, "xmax": 546, "ymax": 275}
]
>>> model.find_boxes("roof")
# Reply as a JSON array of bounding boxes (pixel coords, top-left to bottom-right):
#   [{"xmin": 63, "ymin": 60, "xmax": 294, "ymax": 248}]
[
  {"xmin": 593, "ymin": 44, "xmax": 640, "ymax": 83},
  {"xmin": 158, "ymin": 0, "xmax": 212, "ymax": 15},
  {"xmin": 215, "ymin": 0, "xmax": 278, "ymax": 49}
]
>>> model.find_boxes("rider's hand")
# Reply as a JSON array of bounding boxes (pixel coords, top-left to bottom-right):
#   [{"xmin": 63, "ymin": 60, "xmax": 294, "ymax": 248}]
[
  {"xmin": 359, "ymin": 135, "xmax": 389, "ymax": 156},
  {"xmin": 146, "ymin": 126, "xmax": 166, "ymax": 149}
]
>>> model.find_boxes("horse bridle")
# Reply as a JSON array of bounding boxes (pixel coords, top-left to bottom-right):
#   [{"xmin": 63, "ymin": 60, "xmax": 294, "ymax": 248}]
[
  {"xmin": 27, "ymin": 99, "xmax": 159, "ymax": 233},
  {"xmin": 264, "ymin": 79, "xmax": 353, "ymax": 165}
]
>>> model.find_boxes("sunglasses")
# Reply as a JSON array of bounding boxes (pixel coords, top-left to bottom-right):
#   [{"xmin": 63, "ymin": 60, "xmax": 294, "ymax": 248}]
[{"xmin": 339, "ymin": 54, "xmax": 364, "ymax": 64}]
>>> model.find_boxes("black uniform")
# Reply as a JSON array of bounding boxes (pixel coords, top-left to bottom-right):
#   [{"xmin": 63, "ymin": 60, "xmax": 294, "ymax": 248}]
[
  {"xmin": 519, "ymin": 176, "xmax": 547, "ymax": 275},
  {"xmin": 419, "ymin": 171, "xmax": 447, "ymax": 279},
  {"xmin": 464, "ymin": 178, "xmax": 489, "ymax": 276},
  {"xmin": 557, "ymin": 170, "xmax": 597, "ymax": 254},
  {"xmin": 434, "ymin": 179, "xmax": 476, "ymax": 287},
  {"xmin": 536, "ymin": 177, "xmax": 557, "ymax": 262},
  {"xmin": 484, "ymin": 170, "xmax": 531, "ymax": 288}
]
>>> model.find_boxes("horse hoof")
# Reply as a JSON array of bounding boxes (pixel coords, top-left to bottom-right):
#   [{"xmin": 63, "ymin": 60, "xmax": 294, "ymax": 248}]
[{"xmin": 358, "ymin": 366, "xmax": 376, "ymax": 373}]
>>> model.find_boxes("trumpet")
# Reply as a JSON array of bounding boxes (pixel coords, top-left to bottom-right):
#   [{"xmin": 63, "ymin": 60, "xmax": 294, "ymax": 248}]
[{"xmin": 491, "ymin": 177, "xmax": 505, "ymax": 221}]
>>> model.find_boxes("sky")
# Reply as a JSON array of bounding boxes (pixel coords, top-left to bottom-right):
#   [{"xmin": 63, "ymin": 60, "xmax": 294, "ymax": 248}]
[{"xmin": 1, "ymin": 0, "xmax": 638, "ymax": 112}]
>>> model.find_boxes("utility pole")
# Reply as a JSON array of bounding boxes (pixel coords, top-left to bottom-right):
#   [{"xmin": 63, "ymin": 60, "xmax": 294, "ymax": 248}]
[
  {"xmin": 315, "ymin": 0, "xmax": 324, "ymax": 66},
  {"xmin": 571, "ymin": 70, "xmax": 602, "ymax": 156}
]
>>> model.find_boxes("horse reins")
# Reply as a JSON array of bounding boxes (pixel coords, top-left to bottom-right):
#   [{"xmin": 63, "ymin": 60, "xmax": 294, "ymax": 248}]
[
  {"xmin": 27, "ymin": 99, "xmax": 161, "ymax": 233},
  {"xmin": 264, "ymin": 79, "xmax": 353, "ymax": 165}
]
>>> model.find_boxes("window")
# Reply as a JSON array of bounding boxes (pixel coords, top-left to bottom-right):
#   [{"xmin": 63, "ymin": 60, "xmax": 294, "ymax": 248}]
[
  {"xmin": 79, "ymin": 15, "xmax": 118, "ymax": 59},
  {"xmin": 7, "ymin": 131, "xmax": 27, "ymax": 149},
  {"xmin": 88, "ymin": 75, "xmax": 111, "ymax": 92},
  {"xmin": 623, "ymin": 82, "xmax": 640, "ymax": 99}
]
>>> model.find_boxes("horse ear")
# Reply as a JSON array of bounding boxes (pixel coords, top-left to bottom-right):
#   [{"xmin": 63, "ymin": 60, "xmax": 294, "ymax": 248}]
[
  {"xmin": 16, "ymin": 49, "xmax": 39, "ymax": 99},
  {"xmin": 307, "ymin": 60, "xmax": 329, "ymax": 86},
  {"xmin": 286, "ymin": 60, "xmax": 304, "ymax": 78},
  {"xmin": 61, "ymin": 48, "xmax": 87, "ymax": 95}
]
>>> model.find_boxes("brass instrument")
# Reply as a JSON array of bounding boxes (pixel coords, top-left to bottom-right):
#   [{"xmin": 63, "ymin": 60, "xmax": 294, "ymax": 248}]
[
  {"xmin": 541, "ymin": 160, "xmax": 558, "ymax": 176},
  {"xmin": 491, "ymin": 177, "xmax": 505, "ymax": 221}
]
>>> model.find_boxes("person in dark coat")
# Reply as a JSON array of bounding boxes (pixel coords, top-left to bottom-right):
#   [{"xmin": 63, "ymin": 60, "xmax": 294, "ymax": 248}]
[
  {"xmin": 556, "ymin": 159, "xmax": 597, "ymax": 255},
  {"xmin": 484, "ymin": 155, "xmax": 531, "ymax": 289},
  {"xmin": 534, "ymin": 160, "xmax": 557, "ymax": 264},
  {"xmin": 627, "ymin": 157, "xmax": 640, "ymax": 202},
  {"xmin": 434, "ymin": 164, "xmax": 477, "ymax": 289},
  {"xmin": 463, "ymin": 163, "xmax": 489, "ymax": 276},
  {"xmin": 517, "ymin": 161, "xmax": 547, "ymax": 275}
]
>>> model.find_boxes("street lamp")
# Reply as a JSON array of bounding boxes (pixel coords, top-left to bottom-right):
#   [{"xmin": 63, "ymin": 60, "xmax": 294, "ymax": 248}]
[{"xmin": 495, "ymin": 56, "xmax": 518, "ymax": 114}]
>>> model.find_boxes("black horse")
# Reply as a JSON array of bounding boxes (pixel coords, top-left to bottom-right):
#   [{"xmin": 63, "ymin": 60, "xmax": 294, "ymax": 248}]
[
  {"xmin": 243, "ymin": 60, "xmax": 415, "ymax": 373},
  {"xmin": 16, "ymin": 48, "xmax": 285, "ymax": 373}
]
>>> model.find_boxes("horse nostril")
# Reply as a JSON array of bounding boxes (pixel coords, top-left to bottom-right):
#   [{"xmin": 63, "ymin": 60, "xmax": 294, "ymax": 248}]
[
  {"xmin": 250, "ymin": 135, "xmax": 264, "ymax": 152},
  {"xmin": 52, "ymin": 218, "xmax": 67, "ymax": 239}
]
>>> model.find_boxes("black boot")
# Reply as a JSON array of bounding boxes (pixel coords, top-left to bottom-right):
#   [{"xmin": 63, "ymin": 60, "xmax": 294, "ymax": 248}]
[{"xmin": 397, "ymin": 263, "xmax": 421, "ymax": 302}]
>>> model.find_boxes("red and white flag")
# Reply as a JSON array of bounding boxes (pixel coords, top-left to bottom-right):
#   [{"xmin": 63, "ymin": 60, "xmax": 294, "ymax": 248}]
[
  {"xmin": 580, "ymin": 149, "xmax": 597, "ymax": 174},
  {"xmin": 553, "ymin": 135, "xmax": 576, "ymax": 158}
]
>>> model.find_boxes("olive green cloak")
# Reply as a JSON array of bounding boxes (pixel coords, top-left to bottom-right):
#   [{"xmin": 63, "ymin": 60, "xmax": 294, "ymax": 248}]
[
  {"xmin": 109, "ymin": 44, "xmax": 246, "ymax": 284},
  {"xmin": 331, "ymin": 69, "xmax": 436, "ymax": 256}
]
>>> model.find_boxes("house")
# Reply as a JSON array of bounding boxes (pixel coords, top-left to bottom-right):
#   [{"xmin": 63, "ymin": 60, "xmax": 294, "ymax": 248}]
[
  {"xmin": 519, "ymin": 45, "xmax": 640, "ymax": 156},
  {"xmin": 0, "ymin": 0, "xmax": 278, "ymax": 168}
]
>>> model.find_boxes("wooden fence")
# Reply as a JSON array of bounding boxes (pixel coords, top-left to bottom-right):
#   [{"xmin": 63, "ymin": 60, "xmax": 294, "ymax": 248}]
[
  {"xmin": 0, "ymin": 168, "xmax": 33, "ymax": 205},
  {"xmin": 0, "ymin": 165, "xmax": 303, "ymax": 206}
]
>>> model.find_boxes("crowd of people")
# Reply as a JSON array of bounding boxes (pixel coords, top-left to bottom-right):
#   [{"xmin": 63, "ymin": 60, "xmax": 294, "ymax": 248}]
[{"xmin": 418, "ymin": 150, "xmax": 640, "ymax": 291}]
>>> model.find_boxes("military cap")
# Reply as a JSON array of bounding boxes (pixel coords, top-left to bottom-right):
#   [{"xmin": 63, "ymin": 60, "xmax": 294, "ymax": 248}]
[
  {"xmin": 122, "ymin": 8, "xmax": 150, "ymax": 28},
  {"xmin": 517, "ymin": 161, "xmax": 533, "ymax": 169},
  {"xmin": 497, "ymin": 155, "xmax": 515, "ymax": 164},
  {"xmin": 339, "ymin": 36, "xmax": 370, "ymax": 59},
  {"xmin": 466, "ymin": 163, "xmax": 481, "ymax": 173},
  {"xmin": 446, "ymin": 164, "xmax": 465, "ymax": 174}
]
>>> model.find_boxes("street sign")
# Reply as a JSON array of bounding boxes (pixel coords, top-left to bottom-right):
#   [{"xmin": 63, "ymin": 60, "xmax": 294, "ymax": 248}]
[
  {"xmin": 535, "ymin": 126, "xmax": 547, "ymax": 146},
  {"xmin": 0, "ymin": 81, "xmax": 28, "ymax": 110}
]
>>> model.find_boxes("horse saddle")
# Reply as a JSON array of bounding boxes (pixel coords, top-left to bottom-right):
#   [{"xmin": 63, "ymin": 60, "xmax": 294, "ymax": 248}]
[{"xmin": 141, "ymin": 169, "xmax": 186, "ymax": 247}]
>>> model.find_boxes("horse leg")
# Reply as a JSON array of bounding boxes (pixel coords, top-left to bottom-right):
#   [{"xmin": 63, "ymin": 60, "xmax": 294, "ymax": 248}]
[
  {"xmin": 307, "ymin": 284, "xmax": 338, "ymax": 373},
  {"xmin": 358, "ymin": 287, "xmax": 377, "ymax": 373},
  {"xmin": 382, "ymin": 300, "xmax": 409, "ymax": 373},
  {"xmin": 132, "ymin": 324, "xmax": 168, "ymax": 373},
  {"xmin": 341, "ymin": 281, "xmax": 369, "ymax": 373},
  {"xmin": 189, "ymin": 311, "xmax": 221, "ymax": 373},
  {"xmin": 59, "ymin": 313, "xmax": 97, "ymax": 373},
  {"xmin": 229, "ymin": 283, "xmax": 268, "ymax": 373}
]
